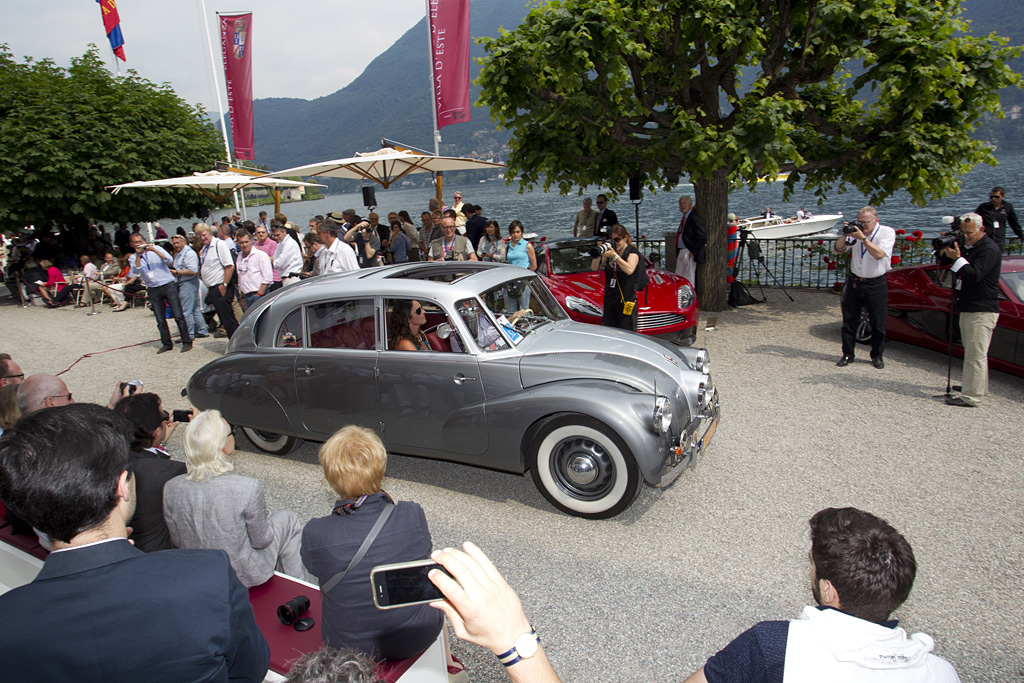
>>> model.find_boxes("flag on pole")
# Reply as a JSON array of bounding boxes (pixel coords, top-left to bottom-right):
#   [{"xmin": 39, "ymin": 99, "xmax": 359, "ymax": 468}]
[
  {"xmin": 428, "ymin": 0, "xmax": 471, "ymax": 129},
  {"xmin": 219, "ymin": 13, "xmax": 255, "ymax": 160},
  {"xmin": 96, "ymin": 0, "xmax": 126, "ymax": 62}
]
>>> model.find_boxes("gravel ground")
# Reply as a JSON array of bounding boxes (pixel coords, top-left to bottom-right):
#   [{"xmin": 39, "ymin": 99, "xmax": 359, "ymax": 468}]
[{"xmin": 1, "ymin": 288, "xmax": 1022, "ymax": 682}]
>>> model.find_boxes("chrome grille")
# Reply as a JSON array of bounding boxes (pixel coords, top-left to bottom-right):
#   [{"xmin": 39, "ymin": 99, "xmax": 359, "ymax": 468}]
[{"xmin": 637, "ymin": 312, "xmax": 688, "ymax": 330}]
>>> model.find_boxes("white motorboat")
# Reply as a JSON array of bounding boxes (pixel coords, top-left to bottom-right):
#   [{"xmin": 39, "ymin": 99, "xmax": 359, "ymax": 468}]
[{"xmin": 734, "ymin": 212, "xmax": 843, "ymax": 239}]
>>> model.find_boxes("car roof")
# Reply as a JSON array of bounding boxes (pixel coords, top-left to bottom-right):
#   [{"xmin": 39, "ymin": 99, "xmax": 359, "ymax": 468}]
[
  {"xmin": 1001, "ymin": 255, "xmax": 1024, "ymax": 273},
  {"xmin": 270, "ymin": 262, "xmax": 534, "ymax": 305}
]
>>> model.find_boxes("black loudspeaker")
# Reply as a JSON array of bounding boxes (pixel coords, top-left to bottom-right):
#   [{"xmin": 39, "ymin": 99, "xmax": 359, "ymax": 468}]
[
  {"xmin": 361, "ymin": 186, "xmax": 377, "ymax": 207},
  {"xmin": 628, "ymin": 176, "xmax": 642, "ymax": 201}
]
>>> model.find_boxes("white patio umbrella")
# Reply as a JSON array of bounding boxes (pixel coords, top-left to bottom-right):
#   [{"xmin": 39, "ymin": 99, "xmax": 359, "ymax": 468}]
[
  {"xmin": 264, "ymin": 147, "xmax": 505, "ymax": 203},
  {"xmin": 107, "ymin": 170, "xmax": 325, "ymax": 201}
]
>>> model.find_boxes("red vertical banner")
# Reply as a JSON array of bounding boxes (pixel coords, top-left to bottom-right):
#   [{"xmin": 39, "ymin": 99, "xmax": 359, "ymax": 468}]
[
  {"xmin": 219, "ymin": 13, "xmax": 255, "ymax": 160},
  {"xmin": 428, "ymin": 0, "xmax": 471, "ymax": 129}
]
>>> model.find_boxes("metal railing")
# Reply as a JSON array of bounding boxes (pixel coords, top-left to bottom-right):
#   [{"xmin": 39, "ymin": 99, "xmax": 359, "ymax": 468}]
[{"xmin": 638, "ymin": 235, "xmax": 1023, "ymax": 290}]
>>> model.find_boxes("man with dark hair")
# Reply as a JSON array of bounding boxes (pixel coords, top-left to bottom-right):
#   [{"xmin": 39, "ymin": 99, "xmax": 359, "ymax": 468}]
[
  {"xmin": 594, "ymin": 194, "xmax": 619, "ymax": 238},
  {"xmin": 943, "ymin": 212, "xmax": 1002, "ymax": 408},
  {"xmin": 0, "ymin": 404, "xmax": 269, "ymax": 681},
  {"xmin": 684, "ymin": 508, "xmax": 959, "ymax": 683},
  {"xmin": 0, "ymin": 353, "xmax": 23, "ymax": 387},
  {"xmin": 112, "ymin": 392, "xmax": 187, "ymax": 551},
  {"xmin": 974, "ymin": 186, "xmax": 1022, "ymax": 250},
  {"xmin": 464, "ymin": 204, "xmax": 487, "ymax": 250}
]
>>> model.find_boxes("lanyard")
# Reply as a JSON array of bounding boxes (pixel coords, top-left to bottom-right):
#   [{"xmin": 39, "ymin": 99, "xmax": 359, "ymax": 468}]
[
  {"xmin": 860, "ymin": 227, "xmax": 878, "ymax": 260},
  {"xmin": 443, "ymin": 236, "xmax": 456, "ymax": 255}
]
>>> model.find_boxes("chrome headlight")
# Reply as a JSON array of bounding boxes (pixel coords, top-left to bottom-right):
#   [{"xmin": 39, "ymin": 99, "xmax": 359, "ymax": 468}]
[
  {"xmin": 697, "ymin": 377, "xmax": 715, "ymax": 410},
  {"xmin": 677, "ymin": 284, "xmax": 695, "ymax": 310},
  {"xmin": 693, "ymin": 349, "xmax": 709, "ymax": 373},
  {"xmin": 565, "ymin": 295, "xmax": 603, "ymax": 317},
  {"xmin": 652, "ymin": 396, "xmax": 673, "ymax": 434}
]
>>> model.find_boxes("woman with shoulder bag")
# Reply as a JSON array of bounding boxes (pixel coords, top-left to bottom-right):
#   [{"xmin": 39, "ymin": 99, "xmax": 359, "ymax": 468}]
[{"xmin": 591, "ymin": 224, "xmax": 640, "ymax": 331}]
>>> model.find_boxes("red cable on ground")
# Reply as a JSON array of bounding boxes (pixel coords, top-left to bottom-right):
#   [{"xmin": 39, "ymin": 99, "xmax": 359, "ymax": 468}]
[{"xmin": 55, "ymin": 334, "xmax": 184, "ymax": 377}]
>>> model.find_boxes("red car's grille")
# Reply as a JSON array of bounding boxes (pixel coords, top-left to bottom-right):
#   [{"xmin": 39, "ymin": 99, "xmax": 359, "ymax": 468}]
[{"xmin": 637, "ymin": 312, "xmax": 689, "ymax": 330}]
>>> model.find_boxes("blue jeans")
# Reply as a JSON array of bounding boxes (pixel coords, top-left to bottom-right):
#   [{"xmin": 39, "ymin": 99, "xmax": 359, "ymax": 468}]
[
  {"xmin": 243, "ymin": 291, "xmax": 266, "ymax": 310},
  {"xmin": 177, "ymin": 278, "xmax": 208, "ymax": 337},
  {"xmin": 147, "ymin": 282, "xmax": 190, "ymax": 346}
]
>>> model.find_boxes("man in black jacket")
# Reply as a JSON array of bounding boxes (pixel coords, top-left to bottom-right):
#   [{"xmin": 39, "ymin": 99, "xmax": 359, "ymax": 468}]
[
  {"xmin": 594, "ymin": 194, "xmax": 619, "ymax": 238},
  {"xmin": 974, "ymin": 186, "xmax": 1022, "ymax": 250},
  {"xmin": 943, "ymin": 212, "xmax": 1002, "ymax": 407}
]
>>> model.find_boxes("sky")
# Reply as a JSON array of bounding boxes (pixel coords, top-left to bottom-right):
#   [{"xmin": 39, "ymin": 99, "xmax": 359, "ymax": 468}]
[{"xmin": 2, "ymin": 1, "xmax": 427, "ymax": 115}]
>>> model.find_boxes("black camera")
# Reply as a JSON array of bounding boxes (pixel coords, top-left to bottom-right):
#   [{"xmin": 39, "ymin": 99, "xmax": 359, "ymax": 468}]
[
  {"xmin": 842, "ymin": 220, "xmax": 865, "ymax": 235},
  {"xmin": 587, "ymin": 241, "xmax": 612, "ymax": 258},
  {"xmin": 932, "ymin": 230, "xmax": 965, "ymax": 253},
  {"xmin": 443, "ymin": 253, "xmax": 455, "ymax": 261}
]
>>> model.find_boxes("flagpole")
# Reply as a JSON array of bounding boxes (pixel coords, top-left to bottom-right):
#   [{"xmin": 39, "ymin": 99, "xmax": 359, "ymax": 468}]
[
  {"xmin": 200, "ymin": 0, "xmax": 241, "ymax": 215},
  {"xmin": 424, "ymin": 0, "xmax": 443, "ymax": 205}
]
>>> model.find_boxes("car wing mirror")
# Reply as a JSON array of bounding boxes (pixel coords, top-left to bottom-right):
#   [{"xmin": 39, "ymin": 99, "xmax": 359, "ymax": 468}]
[
  {"xmin": 648, "ymin": 252, "xmax": 662, "ymax": 266},
  {"xmin": 436, "ymin": 322, "xmax": 453, "ymax": 339}
]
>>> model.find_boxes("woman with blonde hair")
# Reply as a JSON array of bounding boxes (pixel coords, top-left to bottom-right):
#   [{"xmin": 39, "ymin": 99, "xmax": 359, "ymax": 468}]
[
  {"xmin": 0, "ymin": 384, "xmax": 21, "ymax": 437},
  {"xmin": 162, "ymin": 409, "xmax": 309, "ymax": 587},
  {"xmin": 301, "ymin": 425, "xmax": 442, "ymax": 660}
]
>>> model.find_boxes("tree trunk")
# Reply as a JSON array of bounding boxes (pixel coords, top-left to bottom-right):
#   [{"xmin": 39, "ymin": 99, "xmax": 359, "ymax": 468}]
[{"xmin": 694, "ymin": 169, "xmax": 730, "ymax": 311}]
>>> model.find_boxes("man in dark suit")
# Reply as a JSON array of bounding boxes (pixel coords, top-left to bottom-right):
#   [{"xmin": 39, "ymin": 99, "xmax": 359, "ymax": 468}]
[
  {"xmin": 975, "ymin": 186, "xmax": 1023, "ymax": 250},
  {"xmin": 594, "ymin": 194, "xmax": 619, "ymax": 238},
  {"xmin": 674, "ymin": 196, "xmax": 707, "ymax": 284},
  {"xmin": 0, "ymin": 404, "xmax": 269, "ymax": 682}
]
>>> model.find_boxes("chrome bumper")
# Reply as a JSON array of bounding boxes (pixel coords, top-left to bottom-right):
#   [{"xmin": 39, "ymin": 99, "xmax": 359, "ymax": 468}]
[{"xmin": 657, "ymin": 389, "xmax": 719, "ymax": 487}]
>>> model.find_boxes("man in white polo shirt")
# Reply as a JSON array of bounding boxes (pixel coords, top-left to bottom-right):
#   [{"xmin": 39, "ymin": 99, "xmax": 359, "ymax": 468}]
[
  {"xmin": 833, "ymin": 206, "xmax": 896, "ymax": 369},
  {"xmin": 271, "ymin": 223, "xmax": 304, "ymax": 287},
  {"xmin": 235, "ymin": 231, "xmax": 273, "ymax": 311},
  {"xmin": 197, "ymin": 224, "xmax": 238, "ymax": 338}
]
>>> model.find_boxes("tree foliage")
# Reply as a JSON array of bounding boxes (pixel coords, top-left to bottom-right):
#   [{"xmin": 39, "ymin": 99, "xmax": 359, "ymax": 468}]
[
  {"xmin": 0, "ymin": 45, "xmax": 223, "ymax": 230},
  {"xmin": 478, "ymin": 0, "xmax": 1022, "ymax": 309}
]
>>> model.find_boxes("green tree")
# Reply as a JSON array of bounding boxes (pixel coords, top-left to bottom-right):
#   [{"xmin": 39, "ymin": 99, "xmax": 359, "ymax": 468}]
[
  {"xmin": 0, "ymin": 45, "xmax": 223, "ymax": 231},
  {"xmin": 478, "ymin": 0, "xmax": 1022, "ymax": 310}
]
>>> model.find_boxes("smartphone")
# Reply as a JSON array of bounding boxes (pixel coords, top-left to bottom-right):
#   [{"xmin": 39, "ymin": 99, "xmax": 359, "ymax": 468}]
[
  {"xmin": 171, "ymin": 409, "xmax": 192, "ymax": 423},
  {"xmin": 370, "ymin": 559, "xmax": 451, "ymax": 610}
]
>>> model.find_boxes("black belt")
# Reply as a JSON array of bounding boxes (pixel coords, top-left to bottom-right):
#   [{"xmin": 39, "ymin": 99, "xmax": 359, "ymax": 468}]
[{"xmin": 849, "ymin": 273, "xmax": 883, "ymax": 281}]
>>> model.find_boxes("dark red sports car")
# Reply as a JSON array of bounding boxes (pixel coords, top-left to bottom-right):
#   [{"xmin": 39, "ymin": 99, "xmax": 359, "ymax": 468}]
[
  {"xmin": 535, "ymin": 238, "xmax": 699, "ymax": 342},
  {"xmin": 879, "ymin": 255, "xmax": 1024, "ymax": 377}
]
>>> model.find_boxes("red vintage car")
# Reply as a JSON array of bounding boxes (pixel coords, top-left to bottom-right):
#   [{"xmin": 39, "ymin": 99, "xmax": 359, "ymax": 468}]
[
  {"xmin": 878, "ymin": 255, "xmax": 1024, "ymax": 377},
  {"xmin": 535, "ymin": 238, "xmax": 699, "ymax": 342}
]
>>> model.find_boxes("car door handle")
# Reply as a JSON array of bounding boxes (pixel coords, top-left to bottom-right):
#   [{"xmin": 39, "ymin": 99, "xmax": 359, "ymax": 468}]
[
  {"xmin": 453, "ymin": 373, "xmax": 477, "ymax": 385},
  {"xmin": 299, "ymin": 365, "xmax": 314, "ymax": 375}
]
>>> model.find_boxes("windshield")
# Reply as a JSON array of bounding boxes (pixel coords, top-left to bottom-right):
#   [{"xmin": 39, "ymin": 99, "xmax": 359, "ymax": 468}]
[
  {"xmin": 478, "ymin": 275, "xmax": 567, "ymax": 343},
  {"xmin": 1002, "ymin": 270, "xmax": 1024, "ymax": 302},
  {"xmin": 546, "ymin": 241, "xmax": 603, "ymax": 275}
]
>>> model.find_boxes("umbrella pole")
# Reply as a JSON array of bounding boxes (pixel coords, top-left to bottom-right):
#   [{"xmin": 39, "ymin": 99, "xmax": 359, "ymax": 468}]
[
  {"xmin": 274, "ymin": 189, "xmax": 281, "ymax": 216},
  {"xmin": 436, "ymin": 171, "xmax": 444, "ymax": 208}
]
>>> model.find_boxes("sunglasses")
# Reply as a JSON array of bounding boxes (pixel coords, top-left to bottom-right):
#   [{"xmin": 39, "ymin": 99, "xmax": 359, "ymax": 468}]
[
  {"xmin": 161, "ymin": 410, "xmax": 170, "ymax": 423},
  {"xmin": 1, "ymin": 373, "xmax": 24, "ymax": 381},
  {"xmin": 613, "ymin": 237, "xmax": 624, "ymax": 243},
  {"xmin": 48, "ymin": 393, "xmax": 73, "ymax": 403},
  {"xmin": 413, "ymin": 307, "xmax": 423, "ymax": 315},
  {"xmin": 990, "ymin": 195, "xmax": 1002, "ymax": 200}
]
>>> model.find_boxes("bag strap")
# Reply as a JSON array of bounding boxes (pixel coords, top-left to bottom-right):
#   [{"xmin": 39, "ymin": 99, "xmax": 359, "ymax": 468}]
[{"xmin": 321, "ymin": 501, "xmax": 395, "ymax": 594}]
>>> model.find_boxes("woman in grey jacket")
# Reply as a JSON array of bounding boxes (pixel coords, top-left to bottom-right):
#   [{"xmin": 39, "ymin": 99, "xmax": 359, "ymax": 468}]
[{"xmin": 163, "ymin": 409, "xmax": 309, "ymax": 587}]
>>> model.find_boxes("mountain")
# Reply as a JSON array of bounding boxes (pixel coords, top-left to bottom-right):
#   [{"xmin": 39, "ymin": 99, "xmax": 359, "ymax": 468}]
[
  {"xmin": 237, "ymin": 0, "xmax": 1023, "ymax": 172},
  {"xmin": 247, "ymin": 0, "xmax": 527, "ymax": 173}
]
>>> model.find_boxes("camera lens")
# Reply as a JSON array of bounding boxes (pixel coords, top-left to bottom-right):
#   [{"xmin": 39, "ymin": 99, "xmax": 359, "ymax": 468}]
[{"xmin": 277, "ymin": 595, "xmax": 310, "ymax": 625}]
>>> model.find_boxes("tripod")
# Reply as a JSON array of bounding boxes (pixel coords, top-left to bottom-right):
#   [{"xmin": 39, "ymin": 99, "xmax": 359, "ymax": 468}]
[
  {"xmin": 933, "ymin": 263, "xmax": 960, "ymax": 400},
  {"xmin": 742, "ymin": 230, "xmax": 794, "ymax": 302}
]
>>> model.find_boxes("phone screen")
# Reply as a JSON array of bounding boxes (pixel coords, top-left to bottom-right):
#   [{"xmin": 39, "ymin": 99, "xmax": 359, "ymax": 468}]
[{"xmin": 372, "ymin": 561, "xmax": 450, "ymax": 609}]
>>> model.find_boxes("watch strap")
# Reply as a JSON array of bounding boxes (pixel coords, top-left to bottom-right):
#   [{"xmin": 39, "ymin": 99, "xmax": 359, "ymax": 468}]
[{"xmin": 497, "ymin": 628, "xmax": 539, "ymax": 668}]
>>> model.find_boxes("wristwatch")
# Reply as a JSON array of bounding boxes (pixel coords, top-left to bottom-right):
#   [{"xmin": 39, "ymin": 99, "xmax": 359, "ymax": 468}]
[{"xmin": 497, "ymin": 628, "xmax": 540, "ymax": 667}]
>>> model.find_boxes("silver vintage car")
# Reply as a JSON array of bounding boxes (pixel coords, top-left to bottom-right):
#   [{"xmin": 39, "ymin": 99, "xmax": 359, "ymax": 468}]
[{"xmin": 185, "ymin": 262, "xmax": 719, "ymax": 519}]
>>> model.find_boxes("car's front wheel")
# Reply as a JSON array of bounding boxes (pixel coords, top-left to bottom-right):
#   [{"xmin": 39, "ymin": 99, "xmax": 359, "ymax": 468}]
[
  {"xmin": 241, "ymin": 427, "xmax": 302, "ymax": 456},
  {"xmin": 529, "ymin": 415, "xmax": 641, "ymax": 519}
]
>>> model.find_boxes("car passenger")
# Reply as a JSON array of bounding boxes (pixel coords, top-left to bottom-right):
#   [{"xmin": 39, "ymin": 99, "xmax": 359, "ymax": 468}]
[
  {"xmin": 300, "ymin": 426, "xmax": 443, "ymax": 660},
  {"xmin": 389, "ymin": 300, "xmax": 431, "ymax": 351}
]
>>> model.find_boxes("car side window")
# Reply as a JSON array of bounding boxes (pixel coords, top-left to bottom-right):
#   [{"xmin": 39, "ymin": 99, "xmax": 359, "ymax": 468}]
[
  {"xmin": 453, "ymin": 298, "xmax": 507, "ymax": 351},
  {"xmin": 276, "ymin": 308, "xmax": 304, "ymax": 348},
  {"xmin": 307, "ymin": 299, "xmax": 377, "ymax": 350}
]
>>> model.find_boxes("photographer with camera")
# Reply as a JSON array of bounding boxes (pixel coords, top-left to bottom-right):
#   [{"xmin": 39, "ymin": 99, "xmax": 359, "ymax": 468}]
[
  {"xmin": 834, "ymin": 207, "xmax": 896, "ymax": 369},
  {"xmin": 941, "ymin": 213, "xmax": 1002, "ymax": 408},
  {"xmin": 591, "ymin": 224, "xmax": 641, "ymax": 331},
  {"xmin": 429, "ymin": 216, "xmax": 478, "ymax": 262}
]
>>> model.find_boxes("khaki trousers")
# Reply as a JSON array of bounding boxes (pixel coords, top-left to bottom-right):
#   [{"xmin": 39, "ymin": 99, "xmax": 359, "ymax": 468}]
[{"xmin": 959, "ymin": 311, "xmax": 999, "ymax": 406}]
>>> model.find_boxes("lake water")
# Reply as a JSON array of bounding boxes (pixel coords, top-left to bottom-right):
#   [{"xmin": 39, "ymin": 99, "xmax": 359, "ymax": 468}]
[{"xmin": 198, "ymin": 150, "xmax": 1024, "ymax": 241}]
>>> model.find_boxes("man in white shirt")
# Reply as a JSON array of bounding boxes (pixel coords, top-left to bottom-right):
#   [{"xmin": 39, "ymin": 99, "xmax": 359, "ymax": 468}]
[
  {"xmin": 271, "ymin": 224, "xmax": 303, "ymax": 287},
  {"xmin": 197, "ymin": 224, "xmax": 238, "ymax": 338},
  {"xmin": 833, "ymin": 206, "xmax": 896, "ymax": 369},
  {"xmin": 322, "ymin": 221, "xmax": 359, "ymax": 272},
  {"xmin": 235, "ymin": 231, "xmax": 273, "ymax": 310}
]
